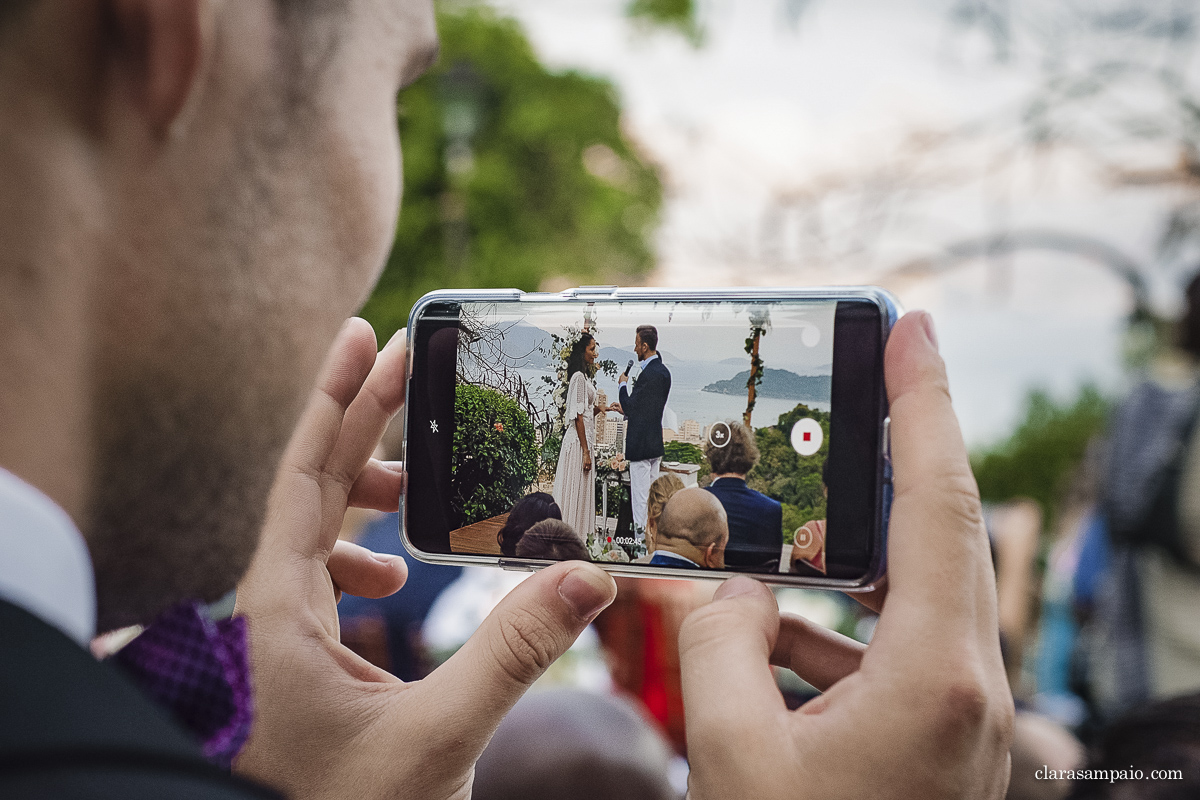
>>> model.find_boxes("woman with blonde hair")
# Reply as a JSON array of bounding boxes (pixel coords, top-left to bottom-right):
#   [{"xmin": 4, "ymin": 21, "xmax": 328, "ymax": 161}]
[{"xmin": 633, "ymin": 473, "xmax": 685, "ymax": 563}]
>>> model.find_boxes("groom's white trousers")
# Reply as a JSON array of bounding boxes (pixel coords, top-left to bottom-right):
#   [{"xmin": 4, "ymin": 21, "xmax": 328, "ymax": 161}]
[{"xmin": 629, "ymin": 457, "xmax": 661, "ymax": 536}]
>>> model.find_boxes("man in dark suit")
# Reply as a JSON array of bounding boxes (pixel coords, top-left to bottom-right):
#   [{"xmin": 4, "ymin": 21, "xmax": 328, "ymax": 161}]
[
  {"xmin": 615, "ymin": 325, "xmax": 672, "ymax": 539},
  {"xmin": 646, "ymin": 488, "xmax": 728, "ymax": 570},
  {"xmin": 0, "ymin": 2, "xmax": 618, "ymax": 797},
  {"xmin": 704, "ymin": 422, "xmax": 784, "ymax": 572}
]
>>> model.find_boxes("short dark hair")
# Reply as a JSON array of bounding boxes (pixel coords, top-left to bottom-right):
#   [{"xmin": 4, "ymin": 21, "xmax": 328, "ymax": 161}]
[
  {"xmin": 635, "ymin": 325, "xmax": 658, "ymax": 352},
  {"xmin": 497, "ymin": 492, "xmax": 562, "ymax": 557},
  {"xmin": 1067, "ymin": 693, "xmax": 1200, "ymax": 799},
  {"xmin": 515, "ymin": 519, "xmax": 589, "ymax": 561},
  {"xmin": 705, "ymin": 421, "xmax": 759, "ymax": 476},
  {"xmin": 1180, "ymin": 271, "xmax": 1200, "ymax": 359}
]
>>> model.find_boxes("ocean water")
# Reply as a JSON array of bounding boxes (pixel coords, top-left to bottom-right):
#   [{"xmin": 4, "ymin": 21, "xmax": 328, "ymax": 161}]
[{"xmin": 517, "ymin": 367, "xmax": 829, "ymax": 432}]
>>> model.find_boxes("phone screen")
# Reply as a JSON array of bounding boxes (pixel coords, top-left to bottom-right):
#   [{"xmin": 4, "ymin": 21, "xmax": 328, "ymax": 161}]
[{"xmin": 404, "ymin": 294, "xmax": 888, "ymax": 583}]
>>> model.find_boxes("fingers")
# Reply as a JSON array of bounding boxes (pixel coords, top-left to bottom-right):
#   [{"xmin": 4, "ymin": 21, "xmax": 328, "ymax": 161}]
[
  {"xmin": 280, "ymin": 318, "xmax": 379, "ymax": 482},
  {"xmin": 846, "ymin": 575, "xmax": 887, "ymax": 615},
  {"xmin": 327, "ymin": 540, "xmax": 408, "ymax": 600},
  {"xmin": 407, "ymin": 562, "xmax": 615, "ymax": 757},
  {"xmin": 263, "ymin": 320, "xmax": 379, "ymax": 558},
  {"xmin": 877, "ymin": 311, "xmax": 998, "ymax": 646},
  {"xmin": 678, "ymin": 577, "xmax": 787, "ymax": 731},
  {"xmin": 771, "ymin": 614, "xmax": 865, "ymax": 692},
  {"xmin": 323, "ymin": 328, "xmax": 407, "ymax": 507},
  {"xmin": 347, "ymin": 459, "xmax": 407, "ymax": 511}
]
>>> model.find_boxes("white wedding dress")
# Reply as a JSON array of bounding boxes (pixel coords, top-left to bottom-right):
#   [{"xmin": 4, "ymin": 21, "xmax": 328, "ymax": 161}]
[{"xmin": 553, "ymin": 370, "xmax": 596, "ymax": 542}]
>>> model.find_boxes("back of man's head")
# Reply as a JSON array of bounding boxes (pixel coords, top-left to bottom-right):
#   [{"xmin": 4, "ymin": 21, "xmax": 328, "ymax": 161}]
[
  {"xmin": 657, "ymin": 488, "xmax": 727, "ymax": 553},
  {"xmin": 1066, "ymin": 693, "xmax": 1200, "ymax": 800},
  {"xmin": 474, "ymin": 689, "xmax": 677, "ymax": 800},
  {"xmin": 0, "ymin": 0, "xmax": 438, "ymax": 630}
]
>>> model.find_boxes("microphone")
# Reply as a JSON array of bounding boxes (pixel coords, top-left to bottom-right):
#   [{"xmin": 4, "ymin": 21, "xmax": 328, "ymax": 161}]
[{"xmin": 623, "ymin": 359, "xmax": 634, "ymax": 376}]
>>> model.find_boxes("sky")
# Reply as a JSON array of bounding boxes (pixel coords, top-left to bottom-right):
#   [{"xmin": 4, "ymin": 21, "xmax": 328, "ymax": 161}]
[
  {"xmin": 471, "ymin": 299, "xmax": 837, "ymax": 374},
  {"xmin": 487, "ymin": 0, "xmax": 1200, "ymax": 445}
]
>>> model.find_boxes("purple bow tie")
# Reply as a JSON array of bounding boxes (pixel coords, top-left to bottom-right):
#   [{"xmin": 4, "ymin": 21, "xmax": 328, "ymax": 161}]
[{"xmin": 113, "ymin": 601, "xmax": 253, "ymax": 769}]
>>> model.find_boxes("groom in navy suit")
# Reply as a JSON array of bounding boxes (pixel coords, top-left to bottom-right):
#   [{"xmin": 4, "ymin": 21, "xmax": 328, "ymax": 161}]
[{"xmin": 616, "ymin": 325, "xmax": 672, "ymax": 538}]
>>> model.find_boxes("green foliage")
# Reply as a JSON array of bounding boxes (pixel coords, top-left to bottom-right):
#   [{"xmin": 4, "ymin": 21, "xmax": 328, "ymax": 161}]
[
  {"xmin": 749, "ymin": 404, "xmax": 831, "ymax": 534},
  {"xmin": 539, "ymin": 431, "xmax": 562, "ymax": 478},
  {"xmin": 781, "ymin": 503, "xmax": 823, "ymax": 545},
  {"xmin": 663, "ymin": 441, "xmax": 711, "ymax": 482},
  {"xmin": 452, "ymin": 383, "xmax": 539, "ymax": 526},
  {"xmin": 971, "ymin": 386, "xmax": 1111, "ymax": 524},
  {"xmin": 627, "ymin": 0, "xmax": 702, "ymax": 44},
  {"xmin": 360, "ymin": 3, "xmax": 664, "ymax": 343}
]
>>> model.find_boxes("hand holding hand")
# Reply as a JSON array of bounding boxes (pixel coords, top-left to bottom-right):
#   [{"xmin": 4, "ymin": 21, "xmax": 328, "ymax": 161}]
[
  {"xmin": 608, "ymin": 402, "xmax": 622, "ymax": 414},
  {"xmin": 233, "ymin": 319, "xmax": 617, "ymax": 800},
  {"xmin": 677, "ymin": 312, "xmax": 1014, "ymax": 800},
  {"xmin": 789, "ymin": 520, "xmax": 825, "ymax": 564}
]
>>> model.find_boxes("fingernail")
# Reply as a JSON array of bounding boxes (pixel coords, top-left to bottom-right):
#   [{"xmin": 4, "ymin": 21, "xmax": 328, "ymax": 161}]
[
  {"xmin": 381, "ymin": 460, "xmax": 406, "ymax": 474},
  {"xmin": 714, "ymin": 575, "xmax": 761, "ymax": 601},
  {"xmin": 919, "ymin": 311, "xmax": 939, "ymax": 352},
  {"xmin": 372, "ymin": 552, "xmax": 401, "ymax": 565},
  {"xmin": 559, "ymin": 567, "xmax": 616, "ymax": 621}
]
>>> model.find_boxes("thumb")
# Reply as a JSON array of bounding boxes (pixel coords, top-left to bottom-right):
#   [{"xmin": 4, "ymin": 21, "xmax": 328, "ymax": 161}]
[
  {"xmin": 679, "ymin": 577, "xmax": 787, "ymax": 737},
  {"xmin": 405, "ymin": 561, "xmax": 616, "ymax": 758}
]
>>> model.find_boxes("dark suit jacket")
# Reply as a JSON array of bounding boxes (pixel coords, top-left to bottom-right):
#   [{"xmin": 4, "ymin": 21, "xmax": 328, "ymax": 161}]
[
  {"xmin": 619, "ymin": 357, "xmax": 671, "ymax": 462},
  {"xmin": 647, "ymin": 551, "xmax": 700, "ymax": 569},
  {"xmin": 0, "ymin": 599, "xmax": 281, "ymax": 799},
  {"xmin": 705, "ymin": 477, "xmax": 783, "ymax": 571}
]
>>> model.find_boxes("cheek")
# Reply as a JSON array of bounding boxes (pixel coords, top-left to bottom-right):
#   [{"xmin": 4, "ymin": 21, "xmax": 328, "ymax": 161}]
[{"xmin": 312, "ymin": 95, "xmax": 402, "ymax": 309}]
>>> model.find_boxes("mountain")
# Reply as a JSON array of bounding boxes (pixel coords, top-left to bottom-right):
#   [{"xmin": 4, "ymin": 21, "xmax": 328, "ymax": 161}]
[
  {"xmin": 703, "ymin": 368, "xmax": 832, "ymax": 401},
  {"xmin": 598, "ymin": 346, "xmax": 637, "ymax": 365},
  {"xmin": 493, "ymin": 322, "xmax": 554, "ymax": 369}
]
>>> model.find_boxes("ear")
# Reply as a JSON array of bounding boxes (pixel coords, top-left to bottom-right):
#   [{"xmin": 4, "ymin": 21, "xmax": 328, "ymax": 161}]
[
  {"xmin": 105, "ymin": 0, "xmax": 210, "ymax": 136},
  {"xmin": 703, "ymin": 542, "xmax": 717, "ymax": 568}
]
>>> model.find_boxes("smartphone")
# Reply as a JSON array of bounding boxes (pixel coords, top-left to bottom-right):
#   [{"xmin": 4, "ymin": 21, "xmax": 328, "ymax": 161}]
[{"xmin": 400, "ymin": 286, "xmax": 898, "ymax": 590}]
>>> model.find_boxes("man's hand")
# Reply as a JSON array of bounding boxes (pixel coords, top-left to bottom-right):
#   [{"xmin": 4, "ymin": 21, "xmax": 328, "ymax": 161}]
[
  {"xmin": 678, "ymin": 311, "xmax": 1014, "ymax": 800},
  {"xmin": 233, "ymin": 319, "xmax": 617, "ymax": 800}
]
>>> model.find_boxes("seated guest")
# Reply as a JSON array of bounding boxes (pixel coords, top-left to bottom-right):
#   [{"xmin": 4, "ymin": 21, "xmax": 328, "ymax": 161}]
[
  {"xmin": 704, "ymin": 422, "xmax": 783, "ymax": 571},
  {"xmin": 648, "ymin": 488, "xmax": 729, "ymax": 570},
  {"xmin": 633, "ymin": 474, "xmax": 686, "ymax": 564},
  {"xmin": 516, "ymin": 519, "xmax": 591, "ymax": 562},
  {"xmin": 473, "ymin": 688, "xmax": 678, "ymax": 800},
  {"xmin": 497, "ymin": 492, "xmax": 563, "ymax": 557}
]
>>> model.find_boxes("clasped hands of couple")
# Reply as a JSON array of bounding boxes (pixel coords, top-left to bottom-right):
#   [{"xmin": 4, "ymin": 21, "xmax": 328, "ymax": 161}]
[{"xmin": 232, "ymin": 312, "xmax": 1014, "ymax": 800}]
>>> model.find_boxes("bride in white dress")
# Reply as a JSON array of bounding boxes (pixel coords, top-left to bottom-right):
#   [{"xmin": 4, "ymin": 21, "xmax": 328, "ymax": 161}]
[{"xmin": 553, "ymin": 333, "xmax": 607, "ymax": 543}]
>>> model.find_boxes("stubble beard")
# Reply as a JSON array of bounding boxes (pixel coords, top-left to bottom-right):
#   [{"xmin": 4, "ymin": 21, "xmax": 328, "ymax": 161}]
[{"xmin": 85, "ymin": 364, "xmax": 300, "ymax": 632}]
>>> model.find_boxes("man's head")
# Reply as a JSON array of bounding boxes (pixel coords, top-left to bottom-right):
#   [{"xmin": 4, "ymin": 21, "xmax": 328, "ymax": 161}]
[
  {"xmin": 705, "ymin": 421, "xmax": 759, "ymax": 478},
  {"xmin": 656, "ymin": 487, "xmax": 728, "ymax": 569},
  {"xmin": 633, "ymin": 325, "xmax": 657, "ymax": 360},
  {"xmin": 0, "ymin": 0, "xmax": 437, "ymax": 629}
]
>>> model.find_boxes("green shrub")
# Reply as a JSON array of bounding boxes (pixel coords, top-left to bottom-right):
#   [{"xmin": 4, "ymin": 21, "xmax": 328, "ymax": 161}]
[
  {"xmin": 971, "ymin": 386, "xmax": 1110, "ymax": 527},
  {"xmin": 452, "ymin": 384, "xmax": 539, "ymax": 526},
  {"xmin": 663, "ymin": 441, "xmax": 710, "ymax": 482}
]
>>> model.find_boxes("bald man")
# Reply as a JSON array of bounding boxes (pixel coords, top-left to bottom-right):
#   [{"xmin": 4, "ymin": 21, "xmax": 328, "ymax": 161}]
[{"xmin": 647, "ymin": 487, "xmax": 729, "ymax": 570}]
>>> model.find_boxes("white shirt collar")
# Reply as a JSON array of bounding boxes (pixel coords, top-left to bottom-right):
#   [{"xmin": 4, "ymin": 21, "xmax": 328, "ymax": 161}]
[
  {"xmin": 0, "ymin": 467, "xmax": 96, "ymax": 645},
  {"xmin": 638, "ymin": 353, "xmax": 659, "ymax": 369}
]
